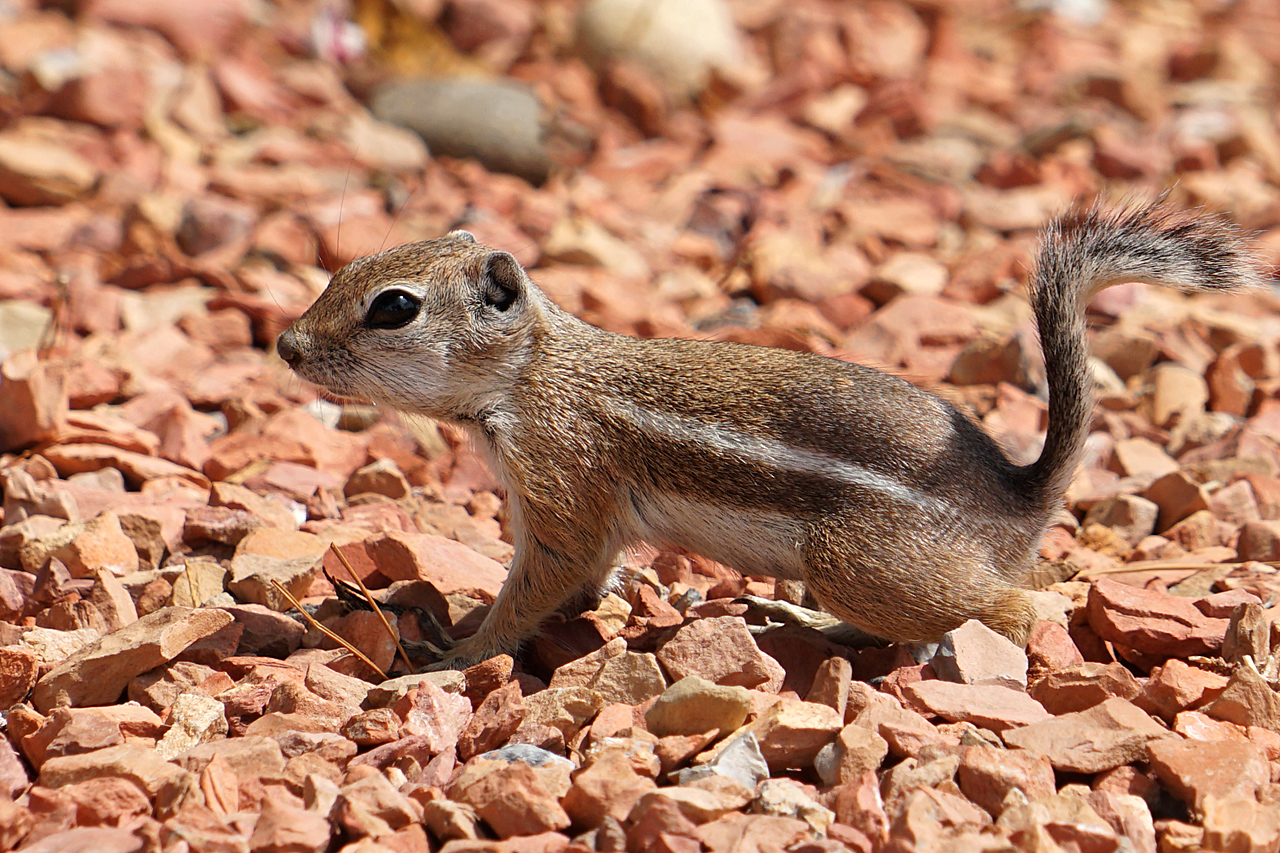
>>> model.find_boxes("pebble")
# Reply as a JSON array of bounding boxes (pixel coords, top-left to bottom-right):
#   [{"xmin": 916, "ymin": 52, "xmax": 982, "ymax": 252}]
[
  {"xmin": 904, "ymin": 680, "xmax": 1051, "ymax": 733},
  {"xmin": 929, "ymin": 619, "xmax": 1028, "ymax": 690},
  {"xmin": 1002, "ymin": 698, "xmax": 1175, "ymax": 774},
  {"xmin": 32, "ymin": 606, "xmax": 233, "ymax": 712},
  {"xmin": 655, "ymin": 616, "xmax": 785, "ymax": 691}
]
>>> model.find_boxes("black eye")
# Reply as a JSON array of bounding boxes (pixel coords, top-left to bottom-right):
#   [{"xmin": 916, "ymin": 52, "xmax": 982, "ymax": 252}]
[{"xmin": 365, "ymin": 290, "xmax": 420, "ymax": 329}]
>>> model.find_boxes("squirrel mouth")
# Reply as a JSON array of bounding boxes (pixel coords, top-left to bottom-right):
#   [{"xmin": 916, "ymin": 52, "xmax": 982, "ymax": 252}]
[{"xmin": 311, "ymin": 386, "xmax": 375, "ymax": 407}]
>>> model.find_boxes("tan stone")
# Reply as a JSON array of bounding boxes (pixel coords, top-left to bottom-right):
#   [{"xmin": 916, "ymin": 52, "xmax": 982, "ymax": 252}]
[
  {"xmin": 342, "ymin": 708, "xmax": 402, "ymax": 747},
  {"xmin": 1238, "ymin": 519, "xmax": 1280, "ymax": 561},
  {"xmin": 155, "ymin": 692, "xmax": 228, "ymax": 759},
  {"xmin": 234, "ymin": 527, "xmax": 327, "ymax": 561},
  {"xmin": 1084, "ymin": 494, "xmax": 1160, "ymax": 546},
  {"xmin": 1201, "ymin": 795, "xmax": 1280, "ymax": 852},
  {"xmin": 345, "ymin": 458, "xmax": 412, "ymax": 499},
  {"xmin": 588, "ymin": 651, "xmax": 667, "ymax": 707},
  {"xmin": 998, "ymin": 787, "xmax": 1117, "ymax": 850},
  {"xmin": 1202, "ymin": 664, "xmax": 1280, "ymax": 733},
  {"xmin": 89, "ymin": 570, "xmax": 139, "ymax": 631},
  {"xmin": 1150, "ymin": 363, "xmax": 1208, "ymax": 428},
  {"xmin": 170, "ymin": 558, "xmax": 230, "ymax": 612},
  {"xmin": 226, "ymin": 551, "xmax": 323, "ymax": 611},
  {"xmin": 519, "ymin": 686, "xmax": 604, "ymax": 741},
  {"xmin": 814, "ymin": 723, "xmax": 889, "ymax": 787},
  {"xmin": 646, "ymin": 676, "xmax": 753, "ymax": 738}
]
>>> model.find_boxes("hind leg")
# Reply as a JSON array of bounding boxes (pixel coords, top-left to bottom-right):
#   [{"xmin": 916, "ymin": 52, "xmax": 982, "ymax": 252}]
[
  {"xmin": 975, "ymin": 587, "xmax": 1036, "ymax": 647},
  {"xmin": 801, "ymin": 520, "xmax": 1036, "ymax": 647}
]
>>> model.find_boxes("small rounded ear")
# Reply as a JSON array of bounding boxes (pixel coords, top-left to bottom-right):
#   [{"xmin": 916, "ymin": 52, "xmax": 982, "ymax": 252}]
[
  {"xmin": 482, "ymin": 251, "xmax": 523, "ymax": 311},
  {"xmin": 447, "ymin": 230, "xmax": 477, "ymax": 243}
]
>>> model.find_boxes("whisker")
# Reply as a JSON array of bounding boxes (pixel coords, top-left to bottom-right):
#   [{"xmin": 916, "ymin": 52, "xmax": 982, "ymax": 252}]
[
  {"xmin": 381, "ymin": 177, "xmax": 418, "ymax": 253},
  {"xmin": 337, "ymin": 140, "xmax": 363, "ymax": 269}
]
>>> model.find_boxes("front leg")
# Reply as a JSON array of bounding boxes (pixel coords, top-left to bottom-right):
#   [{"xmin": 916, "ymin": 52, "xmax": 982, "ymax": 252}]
[{"xmin": 429, "ymin": 534, "xmax": 602, "ymax": 670}]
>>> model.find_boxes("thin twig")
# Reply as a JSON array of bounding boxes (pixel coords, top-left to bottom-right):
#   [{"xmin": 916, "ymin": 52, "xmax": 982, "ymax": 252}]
[
  {"xmin": 1076, "ymin": 559, "xmax": 1279, "ymax": 578},
  {"xmin": 1076, "ymin": 564, "xmax": 1204, "ymax": 578},
  {"xmin": 329, "ymin": 542, "xmax": 415, "ymax": 674},
  {"xmin": 36, "ymin": 273, "xmax": 70, "ymax": 358},
  {"xmin": 270, "ymin": 579, "xmax": 387, "ymax": 680}
]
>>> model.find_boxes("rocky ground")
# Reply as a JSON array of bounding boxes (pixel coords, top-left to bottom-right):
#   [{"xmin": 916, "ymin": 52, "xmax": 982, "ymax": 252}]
[{"xmin": 2, "ymin": 0, "xmax": 1280, "ymax": 851}]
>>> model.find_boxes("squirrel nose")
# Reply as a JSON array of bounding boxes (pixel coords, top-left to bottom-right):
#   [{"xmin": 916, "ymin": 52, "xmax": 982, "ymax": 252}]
[{"xmin": 276, "ymin": 329, "xmax": 302, "ymax": 368}]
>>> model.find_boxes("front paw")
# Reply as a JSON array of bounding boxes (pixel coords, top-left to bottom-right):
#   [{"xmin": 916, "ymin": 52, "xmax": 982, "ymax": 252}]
[
  {"xmin": 420, "ymin": 638, "xmax": 509, "ymax": 672},
  {"xmin": 422, "ymin": 656, "xmax": 477, "ymax": 672}
]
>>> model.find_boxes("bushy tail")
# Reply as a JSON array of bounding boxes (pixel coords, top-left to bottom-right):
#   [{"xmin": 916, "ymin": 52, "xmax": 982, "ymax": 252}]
[{"xmin": 1021, "ymin": 202, "xmax": 1261, "ymax": 507}]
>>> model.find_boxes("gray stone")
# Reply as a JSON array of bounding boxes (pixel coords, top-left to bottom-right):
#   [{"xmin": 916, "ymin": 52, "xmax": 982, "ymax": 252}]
[
  {"xmin": 371, "ymin": 79, "xmax": 550, "ymax": 185},
  {"xmin": 479, "ymin": 743, "xmax": 576, "ymax": 770},
  {"xmin": 227, "ymin": 552, "xmax": 323, "ymax": 611},
  {"xmin": 1084, "ymin": 495, "xmax": 1160, "ymax": 547},
  {"xmin": 673, "ymin": 731, "xmax": 769, "ymax": 790}
]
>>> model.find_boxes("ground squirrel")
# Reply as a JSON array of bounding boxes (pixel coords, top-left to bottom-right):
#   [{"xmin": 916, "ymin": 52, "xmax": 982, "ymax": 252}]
[{"xmin": 276, "ymin": 203, "xmax": 1256, "ymax": 669}]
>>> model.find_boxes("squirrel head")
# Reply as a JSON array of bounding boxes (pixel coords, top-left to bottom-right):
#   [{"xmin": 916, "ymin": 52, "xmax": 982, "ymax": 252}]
[{"xmin": 276, "ymin": 231, "xmax": 544, "ymax": 420}]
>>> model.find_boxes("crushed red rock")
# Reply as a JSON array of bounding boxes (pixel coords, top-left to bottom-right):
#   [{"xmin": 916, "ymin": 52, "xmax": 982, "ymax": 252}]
[{"xmin": 2, "ymin": 0, "xmax": 1280, "ymax": 850}]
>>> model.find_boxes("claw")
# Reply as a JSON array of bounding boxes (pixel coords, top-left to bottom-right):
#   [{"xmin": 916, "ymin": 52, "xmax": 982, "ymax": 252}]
[{"xmin": 422, "ymin": 659, "xmax": 461, "ymax": 672}]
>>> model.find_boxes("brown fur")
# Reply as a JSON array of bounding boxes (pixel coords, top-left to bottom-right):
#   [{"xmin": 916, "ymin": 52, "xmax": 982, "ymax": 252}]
[{"xmin": 276, "ymin": 206, "xmax": 1256, "ymax": 667}]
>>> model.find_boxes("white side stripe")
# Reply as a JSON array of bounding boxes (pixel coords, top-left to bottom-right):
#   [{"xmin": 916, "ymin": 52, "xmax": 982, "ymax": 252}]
[{"xmin": 604, "ymin": 398, "xmax": 944, "ymax": 511}]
